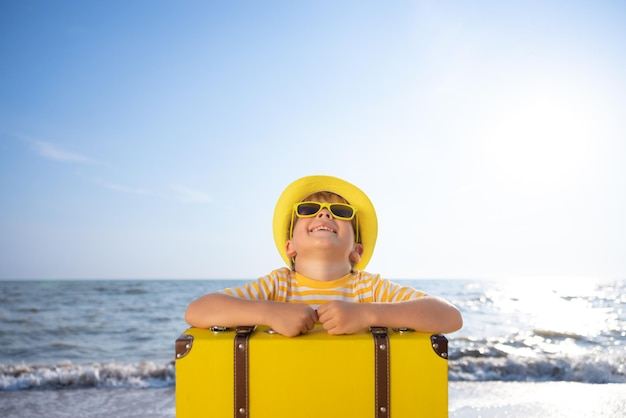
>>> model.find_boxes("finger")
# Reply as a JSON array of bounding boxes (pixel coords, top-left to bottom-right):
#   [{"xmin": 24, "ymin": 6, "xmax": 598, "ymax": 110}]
[
  {"xmin": 321, "ymin": 318, "xmax": 336, "ymax": 331},
  {"xmin": 316, "ymin": 304, "xmax": 328, "ymax": 316},
  {"xmin": 316, "ymin": 306, "xmax": 330, "ymax": 322},
  {"xmin": 303, "ymin": 317, "xmax": 313, "ymax": 331}
]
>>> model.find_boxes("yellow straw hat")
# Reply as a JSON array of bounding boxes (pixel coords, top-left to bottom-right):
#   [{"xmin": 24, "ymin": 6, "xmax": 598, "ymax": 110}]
[{"xmin": 272, "ymin": 175, "xmax": 378, "ymax": 271}]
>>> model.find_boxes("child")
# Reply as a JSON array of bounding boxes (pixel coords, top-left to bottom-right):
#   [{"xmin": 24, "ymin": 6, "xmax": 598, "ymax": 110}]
[{"xmin": 185, "ymin": 175, "xmax": 462, "ymax": 337}]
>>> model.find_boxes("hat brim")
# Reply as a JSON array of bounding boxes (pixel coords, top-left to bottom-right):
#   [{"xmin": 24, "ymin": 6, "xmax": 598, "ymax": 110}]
[{"xmin": 272, "ymin": 175, "xmax": 377, "ymax": 271}]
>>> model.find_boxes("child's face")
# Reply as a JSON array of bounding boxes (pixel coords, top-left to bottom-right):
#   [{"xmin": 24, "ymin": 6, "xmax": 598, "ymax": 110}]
[{"xmin": 286, "ymin": 194, "xmax": 363, "ymax": 267}]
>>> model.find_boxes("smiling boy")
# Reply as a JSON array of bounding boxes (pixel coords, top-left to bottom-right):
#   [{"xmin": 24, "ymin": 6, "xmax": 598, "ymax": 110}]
[{"xmin": 185, "ymin": 175, "xmax": 462, "ymax": 337}]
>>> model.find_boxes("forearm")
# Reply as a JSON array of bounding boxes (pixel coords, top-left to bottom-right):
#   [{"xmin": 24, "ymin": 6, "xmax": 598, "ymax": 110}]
[
  {"xmin": 185, "ymin": 293, "xmax": 318, "ymax": 337},
  {"xmin": 185, "ymin": 293, "xmax": 272, "ymax": 328},
  {"xmin": 366, "ymin": 296, "xmax": 463, "ymax": 334}
]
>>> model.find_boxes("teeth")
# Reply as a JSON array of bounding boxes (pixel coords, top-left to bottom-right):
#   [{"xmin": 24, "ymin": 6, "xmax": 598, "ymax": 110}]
[{"xmin": 311, "ymin": 226, "xmax": 335, "ymax": 233}]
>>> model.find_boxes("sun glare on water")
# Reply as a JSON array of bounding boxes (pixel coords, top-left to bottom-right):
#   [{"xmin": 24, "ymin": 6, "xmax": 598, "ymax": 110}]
[{"xmin": 487, "ymin": 276, "xmax": 615, "ymax": 339}]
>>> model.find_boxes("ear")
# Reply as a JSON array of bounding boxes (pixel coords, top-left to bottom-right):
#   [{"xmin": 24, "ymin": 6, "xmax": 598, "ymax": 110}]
[
  {"xmin": 285, "ymin": 240, "xmax": 297, "ymax": 258},
  {"xmin": 349, "ymin": 243, "xmax": 364, "ymax": 264}
]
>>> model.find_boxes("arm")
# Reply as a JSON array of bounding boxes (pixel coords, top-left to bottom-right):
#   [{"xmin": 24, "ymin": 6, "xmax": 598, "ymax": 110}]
[
  {"xmin": 316, "ymin": 295, "xmax": 463, "ymax": 335},
  {"xmin": 185, "ymin": 292, "xmax": 318, "ymax": 337}
]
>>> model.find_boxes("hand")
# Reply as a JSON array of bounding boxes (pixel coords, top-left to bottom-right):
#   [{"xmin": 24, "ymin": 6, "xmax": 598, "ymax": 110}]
[
  {"xmin": 317, "ymin": 301, "xmax": 369, "ymax": 335},
  {"xmin": 266, "ymin": 302, "xmax": 318, "ymax": 337}
]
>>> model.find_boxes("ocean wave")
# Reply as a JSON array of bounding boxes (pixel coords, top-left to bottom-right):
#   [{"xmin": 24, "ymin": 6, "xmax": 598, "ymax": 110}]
[
  {"xmin": 531, "ymin": 329, "xmax": 587, "ymax": 340},
  {"xmin": 3, "ymin": 349, "xmax": 624, "ymax": 393},
  {"xmin": 0, "ymin": 361, "xmax": 175, "ymax": 391},
  {"xmin": 450, "ymin": 347, "xmax": 626, "ymax": 383}
]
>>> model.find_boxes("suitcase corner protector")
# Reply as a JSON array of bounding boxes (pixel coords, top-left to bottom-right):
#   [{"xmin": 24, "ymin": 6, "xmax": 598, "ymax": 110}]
[
  {"xmin": 175, "ymin": 333, "xmax": 194, "ymax": 360},
  {"xmin": 430, "ymin": 334, "xmax": 448, "ymax": 359}
]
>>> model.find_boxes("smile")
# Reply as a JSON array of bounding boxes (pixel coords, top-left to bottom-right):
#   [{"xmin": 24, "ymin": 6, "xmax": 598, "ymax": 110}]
[{"xmin": 310, "ymin": 225, "xmax": 336, "ymax": 233}]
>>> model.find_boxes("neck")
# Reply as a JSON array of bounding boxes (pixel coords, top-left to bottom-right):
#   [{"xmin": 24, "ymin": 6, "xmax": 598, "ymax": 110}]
[{"xmin": 293, "ymin": 259, "xmax": 352, "ymax": 282}]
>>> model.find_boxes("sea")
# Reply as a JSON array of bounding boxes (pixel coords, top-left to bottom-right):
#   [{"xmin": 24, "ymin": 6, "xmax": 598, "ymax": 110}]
[{"xmin": 1, "ymin": 277, "xmax": 625, "ymax": 417}]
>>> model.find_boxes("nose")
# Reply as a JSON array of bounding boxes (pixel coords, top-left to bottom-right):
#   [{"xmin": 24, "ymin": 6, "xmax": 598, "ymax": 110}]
[{"xmin": 317, "ymin": 208, "xmax": 332, "ymax": 218}]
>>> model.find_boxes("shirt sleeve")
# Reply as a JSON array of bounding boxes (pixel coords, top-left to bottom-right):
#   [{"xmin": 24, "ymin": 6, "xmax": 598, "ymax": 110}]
[
  {"xmin": 371, "ymin": 276, "xmax": 425, "ymax": 303},
  {"xmin": 220, "ymin": 268, "xmax": 286, "ymax": 301}
]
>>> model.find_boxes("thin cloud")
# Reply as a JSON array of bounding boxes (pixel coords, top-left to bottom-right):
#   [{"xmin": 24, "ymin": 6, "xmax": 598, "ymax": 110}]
[
  {"xmin": 20, "ymin": 135, "xmax": 97, "ymax": 164},
  {"xmin": 16, "ymin": 134, "xmax": 212, "ymax": 205}
]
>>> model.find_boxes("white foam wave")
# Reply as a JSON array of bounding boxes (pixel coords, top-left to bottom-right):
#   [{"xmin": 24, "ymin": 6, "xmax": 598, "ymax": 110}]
[
  {"xmin": 450, "ymin": 349, "xmax": 626, "ymax": 383},
  {"xmin": 0, "ymin": 361, "xmax": 175, "ymax": 391},
  {"xmin": 3, "ymin": 350, "xmax": 624, "ymax": 393}
]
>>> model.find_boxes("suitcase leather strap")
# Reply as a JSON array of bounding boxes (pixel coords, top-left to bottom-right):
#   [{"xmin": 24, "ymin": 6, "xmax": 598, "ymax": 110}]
[
  {"xmin": 370, "ymin": 326, "xmax": 390, "ymax": 418},
  {"xmin": 234, "ymin": 326, "xmax": 255, "ymax": 418}
]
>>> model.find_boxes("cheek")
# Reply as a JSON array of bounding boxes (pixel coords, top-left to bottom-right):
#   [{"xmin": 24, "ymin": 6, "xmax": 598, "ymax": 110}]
[
  {"xmin": 291, "ymin": 218, "xmax": 308, "ymax": 238},
  {"xmin": 338, "ymin": 220, "xmax": 356, "ymax": 240}
]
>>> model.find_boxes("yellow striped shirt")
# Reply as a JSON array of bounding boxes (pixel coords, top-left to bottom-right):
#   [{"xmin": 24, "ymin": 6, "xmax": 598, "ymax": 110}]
[{"xmin": 222, "ymin": 267, "xmax": 424, "ymax": 310}]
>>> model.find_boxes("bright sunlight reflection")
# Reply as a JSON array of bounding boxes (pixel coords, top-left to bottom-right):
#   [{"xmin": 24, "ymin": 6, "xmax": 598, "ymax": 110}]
[{"xmin": 486, "ymin": 276, "xmax": 613, "ymax": 339}]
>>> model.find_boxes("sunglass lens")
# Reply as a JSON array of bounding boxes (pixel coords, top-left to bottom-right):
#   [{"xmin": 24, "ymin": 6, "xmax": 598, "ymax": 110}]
[
  {"xmin": 297, "ymin": 203, "xmax": 322, "ymax": 216},
  {"xmin": 330, "ymin": 204, "xmax": 354, "ymax": 219}
]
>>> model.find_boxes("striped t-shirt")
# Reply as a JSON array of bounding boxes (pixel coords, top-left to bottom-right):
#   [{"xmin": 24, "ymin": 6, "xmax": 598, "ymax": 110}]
[{"xmin": 222, "ymin": 267, "xmax": 424, "ymax": 310}]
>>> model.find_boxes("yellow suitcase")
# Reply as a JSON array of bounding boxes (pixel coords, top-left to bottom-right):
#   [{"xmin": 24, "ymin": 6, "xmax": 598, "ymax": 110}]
[{"xmin": 175, "ymin": 324, "xmax": 448, "ymax": 418}]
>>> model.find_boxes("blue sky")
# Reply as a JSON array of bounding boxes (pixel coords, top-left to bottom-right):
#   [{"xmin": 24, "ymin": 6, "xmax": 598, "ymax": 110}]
[{"xmin": 1, "ymin": 1, "xmax": 625, "ymax": 280}]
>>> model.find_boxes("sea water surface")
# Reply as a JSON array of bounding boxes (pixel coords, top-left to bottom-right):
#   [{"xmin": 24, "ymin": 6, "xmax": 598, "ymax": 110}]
[{"xmin": 1, "ymin": 277, "xmax": 624, "ymax": 392}]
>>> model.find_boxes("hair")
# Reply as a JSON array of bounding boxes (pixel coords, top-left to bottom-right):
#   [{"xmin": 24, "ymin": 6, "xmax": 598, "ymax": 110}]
[
  {"xmin": 288, "ymin": 191, "xmax": 360, "ymax": 270},
  {"xmin": 303, "ymin": 191, "xmax": 350, "ymax": 204}
]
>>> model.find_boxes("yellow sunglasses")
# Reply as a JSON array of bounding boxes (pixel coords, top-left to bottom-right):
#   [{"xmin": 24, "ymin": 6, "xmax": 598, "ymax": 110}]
[
  {"xmin": 293, "ymin": 201, "xmax": 357, "ymax": 220},
  {"xmin": 289, "ymin": 201, "xmax": 359, "ymax": 242}
]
